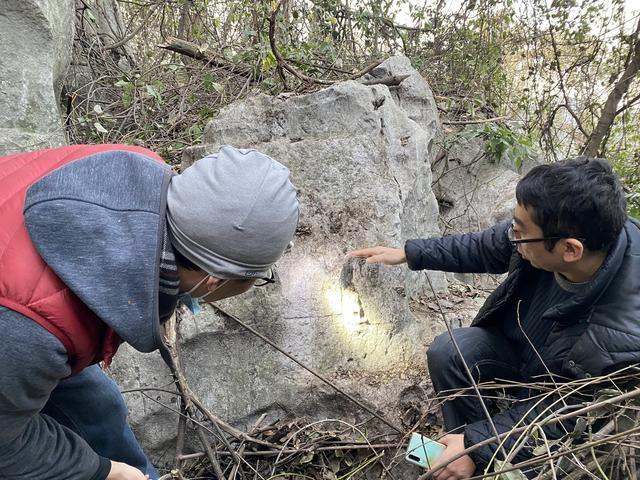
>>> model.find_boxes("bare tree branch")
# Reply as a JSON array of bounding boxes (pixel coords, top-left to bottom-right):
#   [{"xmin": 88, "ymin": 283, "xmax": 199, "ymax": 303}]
[
  {"xmin": 583, "ymin": 18, "xmax": 640, "ymax": 157},
  {"xmin": 157, "ymin": 36, "xmax": 253, "ymax": 78},
  {"xmin": 615, "ymin": 91, "xmax": 640, "ymax": 116},
  {"xmin": 268, "ymin": 1, "xmax": 383, "ymax": 86},
  {"xmin": 104, "ymin": 4, "xmax": 158, "ymax": 50},
  {"xmin": 443, "ymin": 115, "xmax": 510, "ymax": 125}
]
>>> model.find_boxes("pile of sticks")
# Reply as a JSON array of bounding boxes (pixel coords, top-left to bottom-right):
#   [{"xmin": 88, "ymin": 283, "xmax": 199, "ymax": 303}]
[
  {"xmin": 148, "ymin": 305, "xmax": 640, "ymax": 480},
  {"xmin": 157, "ymin": 311, "xmax": 414, "ymax": 480}
]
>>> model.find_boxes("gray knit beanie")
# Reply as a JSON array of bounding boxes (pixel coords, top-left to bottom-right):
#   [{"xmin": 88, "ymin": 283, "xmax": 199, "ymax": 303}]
[{"xmin": 166, "ymin": 146, "xmax": 299, "ymax": 279}]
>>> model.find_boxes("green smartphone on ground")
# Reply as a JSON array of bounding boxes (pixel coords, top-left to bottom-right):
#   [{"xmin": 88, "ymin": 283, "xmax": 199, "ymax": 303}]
[{"xmin": 405, "ymin": 432, "xmax": 447, "ymax": 469}]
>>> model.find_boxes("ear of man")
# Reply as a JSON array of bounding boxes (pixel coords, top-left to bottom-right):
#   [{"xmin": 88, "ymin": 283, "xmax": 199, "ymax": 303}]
[{"xmin": 561, "ymin": 238, "xmax": 584, "ymax": 264}]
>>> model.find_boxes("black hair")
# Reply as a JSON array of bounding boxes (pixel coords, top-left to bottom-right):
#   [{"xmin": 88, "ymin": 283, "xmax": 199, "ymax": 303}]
[
  {"xmin": 173, "ymin": 247, "xmax": 202, "ymax": 271},
  {"xmin": 515, "ymin": 157, "xmax": 627, "ymax": 252}
]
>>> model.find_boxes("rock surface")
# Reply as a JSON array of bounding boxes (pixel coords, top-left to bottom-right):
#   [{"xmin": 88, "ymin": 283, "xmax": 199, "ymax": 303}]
[
  {"xmin": 431, "ymin": 127, "xmax": 520, "ymax": 286},
  {"xmin": 0, "ymin": 0, "xmax": 74, "ymax": 155},
  {"xmin": 0, "ymin": 6, "xmax": 522, "ymax": 470},
  {"xmin": 433, "ymin": 129, "xmax": 518, "ymax": 231},
  {"xmin": 110, "ymin": 56, "xmax": 454, "ymax": 462}
]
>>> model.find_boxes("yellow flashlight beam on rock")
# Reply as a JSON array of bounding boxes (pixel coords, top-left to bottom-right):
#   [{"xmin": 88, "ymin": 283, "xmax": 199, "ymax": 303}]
[{"xmin": 325, "ymin": 285, "xmax": 366, "ymax": 332}]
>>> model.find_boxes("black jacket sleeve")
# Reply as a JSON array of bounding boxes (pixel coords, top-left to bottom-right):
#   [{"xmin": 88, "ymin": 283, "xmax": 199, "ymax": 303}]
[{"xmin": 404, "ymin": 220, "xmax": 513, "ymax": 274}]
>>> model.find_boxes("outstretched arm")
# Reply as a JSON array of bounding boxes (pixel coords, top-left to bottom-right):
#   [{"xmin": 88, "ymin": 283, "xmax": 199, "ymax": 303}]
[
  {"xmin": 350, "ymin": 220, "xmax": 514, "ymax": 274},
  {"xmin": 405, "ymin": 220, "xmax": 513, "ymax": 274},
  {"xmin": 348, "ymin": 246, "xmax": 407, "ymax": 265}
]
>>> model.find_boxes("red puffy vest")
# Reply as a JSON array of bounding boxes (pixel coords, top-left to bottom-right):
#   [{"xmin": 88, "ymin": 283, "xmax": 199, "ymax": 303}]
[{"xmin": 0, "ymin": 144, "xmax": 164, "ymax": 374}]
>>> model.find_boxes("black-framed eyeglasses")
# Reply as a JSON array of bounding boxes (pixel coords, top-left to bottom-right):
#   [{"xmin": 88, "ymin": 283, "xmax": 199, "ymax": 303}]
[
  {"xmin": 506, "ymin": 223, "xmax": 564, "ymax": 246},
  {"xmin": 254, "ymin": 269, "xmax": 276, "ymax": 287}
]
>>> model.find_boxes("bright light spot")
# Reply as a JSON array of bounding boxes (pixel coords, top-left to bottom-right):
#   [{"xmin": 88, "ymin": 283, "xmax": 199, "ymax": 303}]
[{"xmin": 325, "ymin": 284, "xmax": 365, "ymax": 333}]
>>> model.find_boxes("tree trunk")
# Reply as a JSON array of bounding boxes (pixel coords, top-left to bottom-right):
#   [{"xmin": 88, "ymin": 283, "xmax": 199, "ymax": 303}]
[
  {"xmin": 583, "ymin": 18, "xmax": 640, "ymax": 157},
  {"xmin": 177, "ymin": 0, "xmax": 193, "ymax": 40},
  {"xmin": 76, "ymin": 0, "xmax": 136, "ymax": 64}
]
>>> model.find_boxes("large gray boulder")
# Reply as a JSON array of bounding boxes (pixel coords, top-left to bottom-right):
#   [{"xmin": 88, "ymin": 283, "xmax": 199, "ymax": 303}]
[
  {"xmin": 361, "ymin": 56, "xmax": 440, "ymax": 139},
  {"xmin": 0, "ymin": 0, "xmax": 74, "ymax": 155},
  {"xmin": 111, "ymin": 56, "xmax": 450, "ymax": 462}
]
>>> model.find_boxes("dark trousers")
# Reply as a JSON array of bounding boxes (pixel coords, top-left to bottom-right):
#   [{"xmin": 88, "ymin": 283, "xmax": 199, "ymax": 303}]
[{"xmin": 427, "ymin": 326, "xmax": 523, "ymax": 432}]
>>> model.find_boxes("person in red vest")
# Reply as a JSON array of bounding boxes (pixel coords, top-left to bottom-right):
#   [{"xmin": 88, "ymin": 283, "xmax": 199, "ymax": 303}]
[{"xmin": 0, "ymin": 144, "xmax": 299, "ymax": 480}]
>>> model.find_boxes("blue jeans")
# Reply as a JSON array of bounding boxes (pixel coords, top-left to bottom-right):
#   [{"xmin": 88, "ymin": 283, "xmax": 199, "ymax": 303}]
[{"xmin": 41, "ymin": 364, "xmax": 159, "ymax": 479}]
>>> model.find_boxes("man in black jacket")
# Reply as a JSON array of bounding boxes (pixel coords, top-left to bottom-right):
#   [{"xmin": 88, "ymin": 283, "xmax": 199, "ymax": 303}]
[{"xmin": 350, "ymin": 157, "xmax": 640, "ymax": 479}]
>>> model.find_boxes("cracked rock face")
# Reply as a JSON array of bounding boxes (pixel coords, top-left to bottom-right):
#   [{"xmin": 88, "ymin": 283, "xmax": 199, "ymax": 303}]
[
  {"xmin": 0, "ymin": 0, "xmax": 74, "ymax": 155},
  {"xmin": 110, "ymin": 56, "xmax": 446, "ymax": 462},
  {"xmin": 431, "ymin": 128, "xmax": 534, "ymax": 287}
]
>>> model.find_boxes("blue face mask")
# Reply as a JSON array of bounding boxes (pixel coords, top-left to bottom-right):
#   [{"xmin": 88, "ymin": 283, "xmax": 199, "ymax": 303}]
[
  {"xmin": 178, "ymin": 275, "xmax": 210, "ymax": 315},
  {"xmin": 179, "ymin": 292, "xmax": 203, "ymax": 315}
]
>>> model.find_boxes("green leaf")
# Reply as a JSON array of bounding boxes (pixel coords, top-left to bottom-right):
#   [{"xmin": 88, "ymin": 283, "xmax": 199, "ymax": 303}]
[
  {"xmin": 263, "ymin": 51, "xmax": 277, "ymax": 73},
  {"xmin": 242, "ymin": 29, "xmax": 257, "ymax": 39},
  {"xmin": 493, "ymin": 460, "xmax": 528, "ymax": 479},
  {"xmin": 94, "ymin": 122, "xmax": 108, "ymax": 134},
  {"xmin": 532, "ymin": 437, "xmax": 564, "ymax": 455},
  {"xmin": 203, "ymin": 73, "xmax": 223, "ymax": 93},
  {"xmin": 188, "ymin": 125, "xmax": 202, "ymax": 141},
  {"xmin": 595, "ymin": 388, "xmax": 621, "ymax": 401},
  {"xmin": 322, "ymin": 469, "xmax": 338, "ymax": 480},
  {"xmin": 298, "ymin": 451, "xmax": 314, "ymax": 464},
  {"xmin": 145, "ymin": 84, "xmax": 162, "ymax": 105}
]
